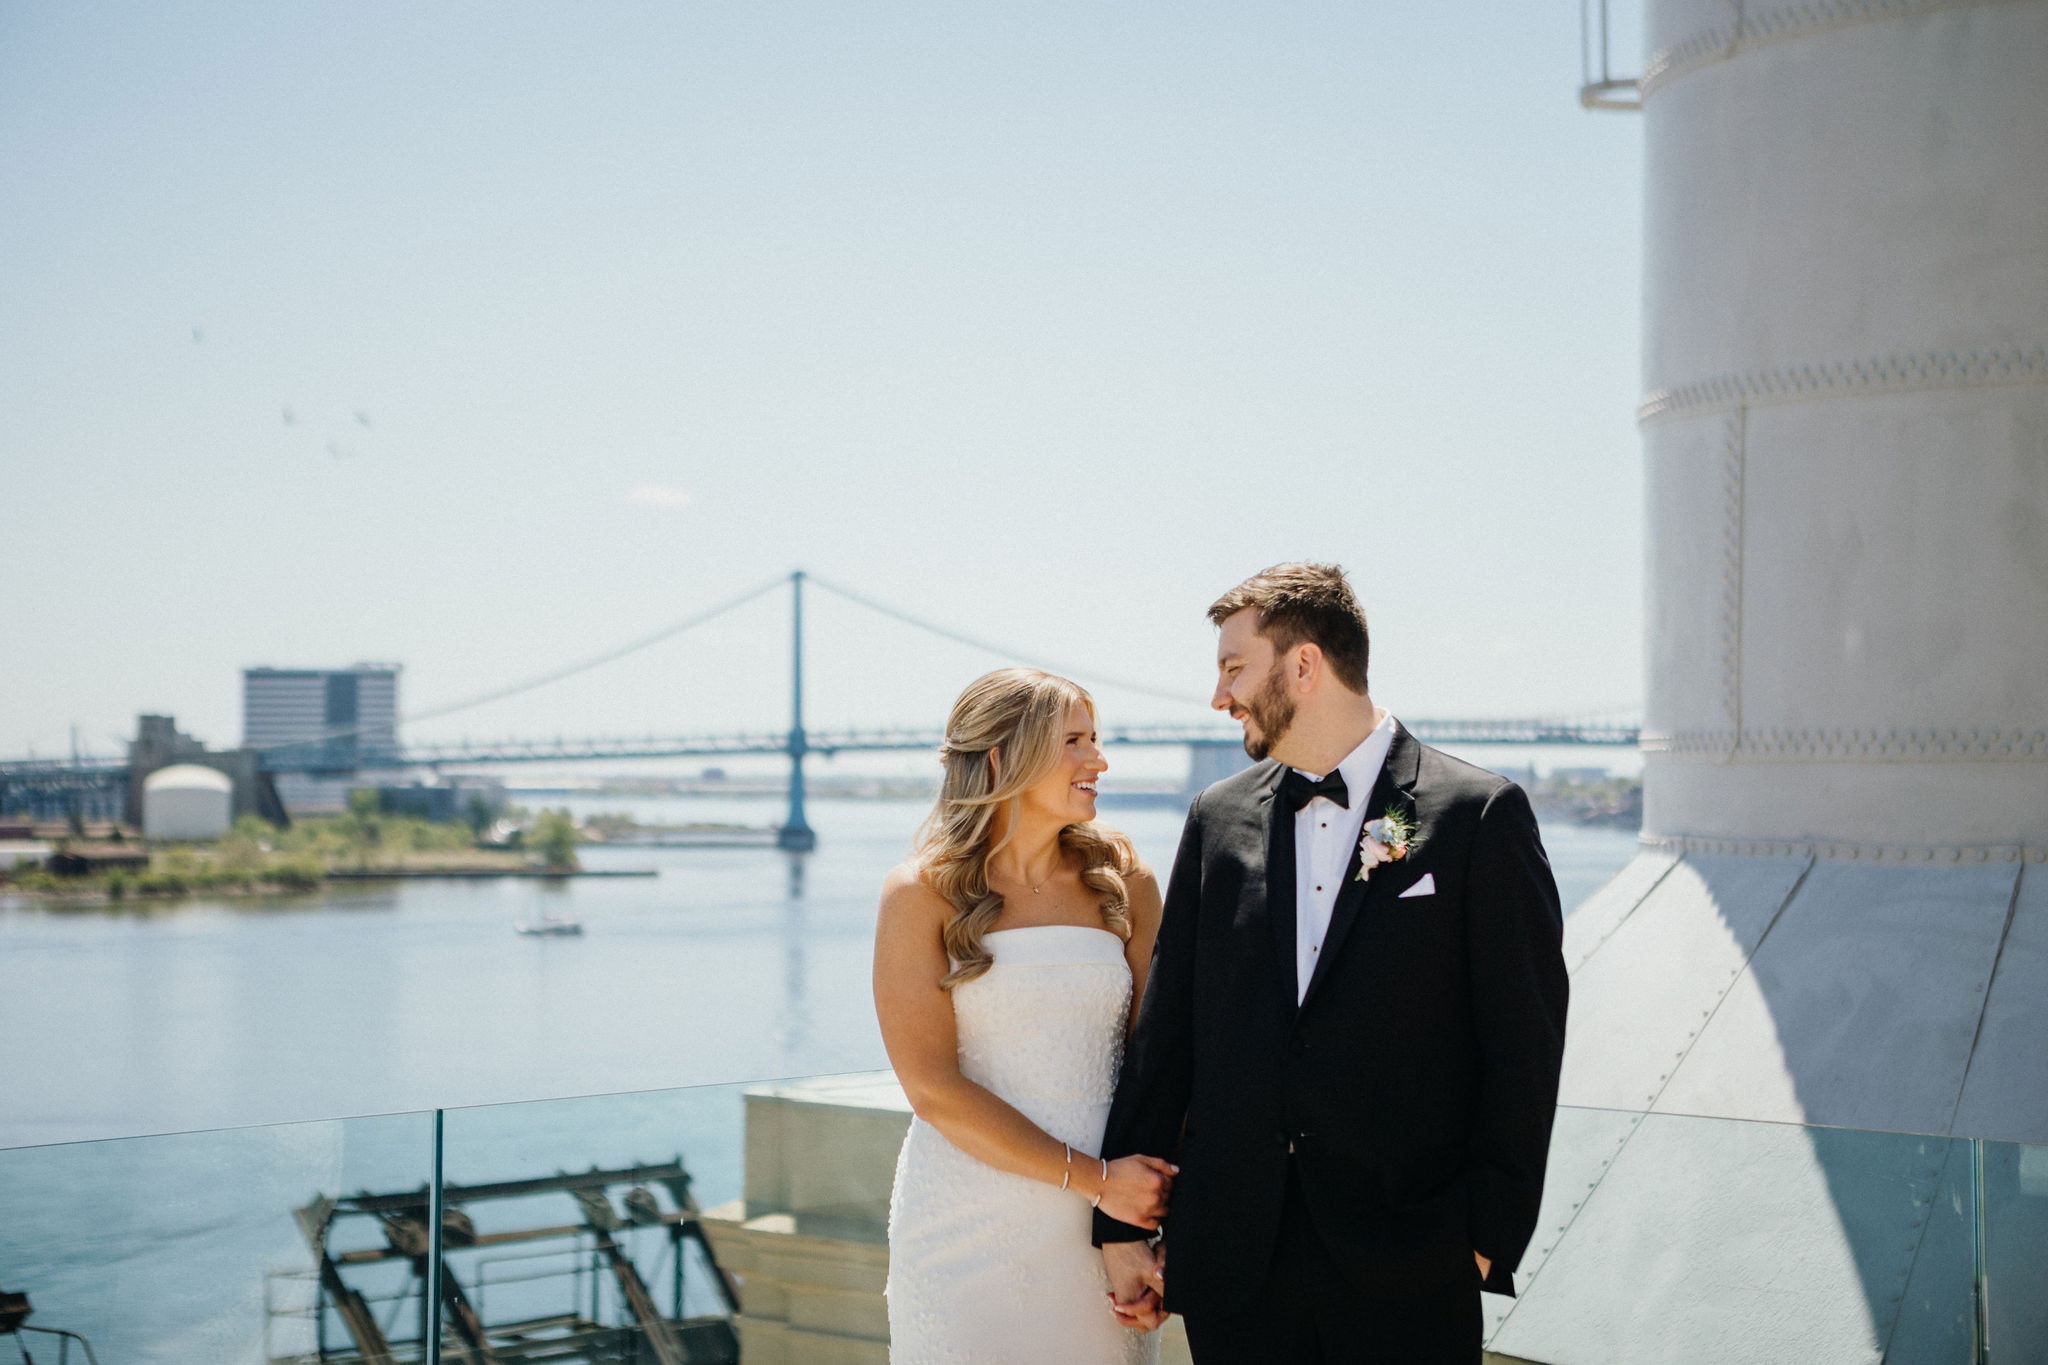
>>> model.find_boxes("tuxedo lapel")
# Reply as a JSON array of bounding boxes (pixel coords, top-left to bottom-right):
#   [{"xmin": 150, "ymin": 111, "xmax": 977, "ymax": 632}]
[
  {"xmin": 1257, "ymin": 766, "xmax": 1299, "ymax": 1008},
  {"xmin": 1299, "ymin": 722, "xmax": 1422, "ymax": 1011}
]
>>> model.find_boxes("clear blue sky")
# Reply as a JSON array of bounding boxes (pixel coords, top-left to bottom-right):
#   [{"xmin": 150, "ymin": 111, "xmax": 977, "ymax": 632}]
[{"xmin": 1, "ymin": 2, "xmax": 1644, "ymax": 760}]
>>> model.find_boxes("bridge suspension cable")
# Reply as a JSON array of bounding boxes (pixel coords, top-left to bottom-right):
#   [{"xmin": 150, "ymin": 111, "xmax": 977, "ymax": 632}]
[
  {"xmin": 399, "ymin": 572, "xmax": 789, "ymax": 728},
  {"xmin": 807, "ymin": 574, "xmax": 1212, "ymax": 709}
]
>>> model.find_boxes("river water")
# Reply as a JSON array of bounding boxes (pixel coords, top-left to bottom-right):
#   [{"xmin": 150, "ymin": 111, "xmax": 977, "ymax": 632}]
[
  {"xmin": 0, "ymin": 795, "xmax": 1635, "ymax": 1362},
  {"xmin": 1, "ymin": 795, "xmax": 1636, "ymax": 1150}
]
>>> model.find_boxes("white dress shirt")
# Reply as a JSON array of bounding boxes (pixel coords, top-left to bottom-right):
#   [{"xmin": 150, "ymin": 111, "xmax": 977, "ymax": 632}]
[{"xmin": 1291, "ymin": 712, "xmax": 1397, "ymax": 1003}]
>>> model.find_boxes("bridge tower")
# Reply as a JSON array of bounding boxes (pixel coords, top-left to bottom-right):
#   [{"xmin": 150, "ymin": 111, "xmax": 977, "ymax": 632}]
[{"xmin": 777, "ymin": 571, "xmax": 817, "ymax": 852}]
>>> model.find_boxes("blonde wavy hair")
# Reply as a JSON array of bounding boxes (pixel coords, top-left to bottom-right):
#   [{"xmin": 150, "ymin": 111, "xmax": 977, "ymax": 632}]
[{"xmin": 915, "ymin": 668, "xmax": 1137, "ymax": 989}]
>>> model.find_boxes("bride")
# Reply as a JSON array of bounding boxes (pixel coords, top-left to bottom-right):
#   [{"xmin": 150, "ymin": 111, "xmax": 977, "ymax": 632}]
[{"xmin": 875, "ymin": 668, "xmax": 1173, "ymax": 1364}]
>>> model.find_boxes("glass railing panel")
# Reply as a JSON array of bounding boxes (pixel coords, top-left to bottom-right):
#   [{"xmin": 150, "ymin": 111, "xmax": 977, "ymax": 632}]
[
  {"xmin": 0, "ymin": 1109, "xmax": 433, "ymax": 1365},
  {"xmin": 1487, "ymin": 1106, "xmax": 1979, "ymax": 1365},
  {"xmin": 434, "ymin": 1071, "xmax": 906, "ymax": 1364},
  {"xmin": 1981, "ymin": 1138, "xmax": 2048, "ymax": 1360},
  {"xmin": 10, "ymin": 1085, "xmax": 2031, "ymax": 1365}
]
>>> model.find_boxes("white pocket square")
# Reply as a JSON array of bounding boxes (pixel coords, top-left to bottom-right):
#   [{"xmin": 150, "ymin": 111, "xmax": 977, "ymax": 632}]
[{"xmin": 1398, "ymin": 873, "xmax": 1435, "ymax": 899}]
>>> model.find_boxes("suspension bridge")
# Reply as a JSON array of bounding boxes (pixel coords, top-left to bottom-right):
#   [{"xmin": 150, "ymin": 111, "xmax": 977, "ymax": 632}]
[{"xmin": 0, "ymin": 572, "xmax": 1639, "ymax": 848}]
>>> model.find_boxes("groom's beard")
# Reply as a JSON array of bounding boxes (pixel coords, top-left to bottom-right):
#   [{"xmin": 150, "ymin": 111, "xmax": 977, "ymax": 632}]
[{"xmin": 1239, "ymin": 669, "xmax": 1296, "ymax": 761}]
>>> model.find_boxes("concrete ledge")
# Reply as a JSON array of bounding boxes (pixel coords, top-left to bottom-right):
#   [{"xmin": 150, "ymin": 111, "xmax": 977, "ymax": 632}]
[
  {"xmin": 732, "ymin": 1317, "xmax": 891, "ymax": 1365},
  {"xmin": 741, "ymin": 1074, "xmax": 912, "ymax": 1228}
]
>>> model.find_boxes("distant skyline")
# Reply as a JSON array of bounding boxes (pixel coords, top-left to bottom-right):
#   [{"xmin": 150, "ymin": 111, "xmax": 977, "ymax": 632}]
[{"xmin": 2, "ymin": 2, "xmax": 1645, "ymax": 761}]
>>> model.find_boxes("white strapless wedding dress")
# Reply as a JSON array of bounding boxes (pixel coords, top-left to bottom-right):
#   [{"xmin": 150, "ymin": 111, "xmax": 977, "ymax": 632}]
[{"xmin": 887, "ymin": 925, "xmax": 1160, "ymax": 1365}]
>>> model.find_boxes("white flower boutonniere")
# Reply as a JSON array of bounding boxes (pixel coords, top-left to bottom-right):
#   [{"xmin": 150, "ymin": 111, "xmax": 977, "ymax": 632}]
[{"xmin": 1356, "ymin": 807, "xmax": 1417, "ymax": 883}]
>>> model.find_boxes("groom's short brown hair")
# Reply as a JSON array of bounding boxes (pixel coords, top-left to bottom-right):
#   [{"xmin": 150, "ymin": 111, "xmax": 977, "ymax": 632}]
[{"xmin": 1207, "ymin": 562, "xmax": 1370, "ymax": 694}]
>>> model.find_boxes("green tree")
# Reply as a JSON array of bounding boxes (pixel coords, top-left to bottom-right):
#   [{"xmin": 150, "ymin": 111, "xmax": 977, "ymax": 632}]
[
  {"xmin": 532, "ymin": 808, "xmax": 579, "ymax": 871},
  {"xmin": 464, "ymin": 793, "xmax": 495, "ymax": 841},
  {"xmin": 345, "ymin": 788, "xmax": 384, "ymax": 868}
]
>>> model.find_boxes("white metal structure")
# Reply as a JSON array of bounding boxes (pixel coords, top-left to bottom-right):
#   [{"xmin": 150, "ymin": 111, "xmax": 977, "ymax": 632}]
[
  {"xmin": 141, "ymin": 763, "xmax": 232, "ymax": 841},
  {"xmin": 1635, "ymin": 3, "xmax": 2048, "ymax": 856},
  {"xmin": 1618, "ymin": 0, "xmax": 2048, "ymax": 1143},
  {"xmin": 1487, "ymin": 5, "xmax": 2048, "ymax": 1362}
]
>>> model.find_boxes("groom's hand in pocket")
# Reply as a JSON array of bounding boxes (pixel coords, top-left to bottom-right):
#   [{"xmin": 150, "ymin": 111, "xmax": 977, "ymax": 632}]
[{"xmin": 1103, "ymin": 1240, "xmax": 1167, "ymax": 1332}]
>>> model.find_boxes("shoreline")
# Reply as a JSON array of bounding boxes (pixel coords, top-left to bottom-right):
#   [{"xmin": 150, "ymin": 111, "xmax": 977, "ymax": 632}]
[
  {"xmin": 0, "ymin": 860, "xmax": 650, "ymax": 907},
  {"xmin": 324, "ymin": 867, "xmax": 656, "ymax": 880}
]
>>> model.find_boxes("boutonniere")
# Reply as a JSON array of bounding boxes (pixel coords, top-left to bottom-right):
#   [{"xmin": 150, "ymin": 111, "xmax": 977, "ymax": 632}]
[{"xmin": 1356, "ymin": 807, "xmax": 1417, "ymax": 883}]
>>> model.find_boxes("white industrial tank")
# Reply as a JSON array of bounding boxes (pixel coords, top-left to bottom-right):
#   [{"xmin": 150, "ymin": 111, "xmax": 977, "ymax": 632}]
[
  {"xmin": 142, "ymin": 763, "xmax": 232, "ymax": 841},
  {"xmin": 1484, "ymin": 5, "xmax": 2048, "ymax": 1362},
  {"xmin": 1636, "ymin": 0, "xmax": 2048, "ymax": 851},
  {"xmin": 1617, "ymin": 0, "xmax": 2048, "ymax": 1145}
]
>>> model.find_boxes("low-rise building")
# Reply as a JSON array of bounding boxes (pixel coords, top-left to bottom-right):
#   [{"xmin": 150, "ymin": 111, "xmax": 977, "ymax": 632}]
[
  {"xmin": 45, "ymin": 843, "xmax": 149, "ymax": 876},
  {"xmin": 366, "ymin": 777, "xmax": 506, "ymax": 824}
]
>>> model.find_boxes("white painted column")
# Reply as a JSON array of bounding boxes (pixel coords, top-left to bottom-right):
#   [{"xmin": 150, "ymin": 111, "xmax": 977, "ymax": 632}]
[{"xmin": 1636, "ymin": 0, "xmax": 2048, "ymax": 855}]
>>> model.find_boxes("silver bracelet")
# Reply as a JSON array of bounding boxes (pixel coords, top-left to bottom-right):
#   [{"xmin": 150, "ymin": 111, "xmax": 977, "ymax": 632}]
[
  {"xmin": 1091, "ymin": 1156, "xmax": 1107, "ymax": 1209},
  {"xmin": 1060, "ymin": 1143, "xmax": 1072, "ymax": 1192}
]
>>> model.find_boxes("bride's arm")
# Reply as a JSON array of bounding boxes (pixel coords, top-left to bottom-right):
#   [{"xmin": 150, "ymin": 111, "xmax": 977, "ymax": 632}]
[
  {"xmin": 872, "ymin": 863, "xmax": 1173, "ymax": 1229},
  {"xmin": 1121, "ymin": 863, "xmax": 1163, "ymax": 1037}
]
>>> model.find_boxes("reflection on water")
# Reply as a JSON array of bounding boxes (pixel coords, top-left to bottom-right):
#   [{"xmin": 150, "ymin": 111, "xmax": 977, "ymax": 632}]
[
  {"xmin": 0, "ymin": 796, "xmax": 1638, "ymax": 1149},
  {"xmin": 782, "ymin": 851, "xmax": 810, "ymax": 1074}
]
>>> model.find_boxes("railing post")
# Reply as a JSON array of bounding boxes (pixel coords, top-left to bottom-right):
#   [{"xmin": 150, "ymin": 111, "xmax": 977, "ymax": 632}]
[
  {"xmin": 427, "ymin": 1108, "xmax": 444, "ymax": 1365},
  {"xmin": 672, "ymin": 1223, "xmax": 685, "ymax": 1318},
  {"xmin": 1972, "ymin": 1136, "xmax": 1989, "ymax": 1365}
]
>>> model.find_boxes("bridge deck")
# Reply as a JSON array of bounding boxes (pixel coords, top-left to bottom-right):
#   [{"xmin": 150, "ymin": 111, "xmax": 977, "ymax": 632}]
[
  {"xmin": 0, "ymin": 719, "xmax": 1640, "ymax": 778},
  {"xmin": 3, "ymin": 720, "xmax": 1633, "ymax": 778}
]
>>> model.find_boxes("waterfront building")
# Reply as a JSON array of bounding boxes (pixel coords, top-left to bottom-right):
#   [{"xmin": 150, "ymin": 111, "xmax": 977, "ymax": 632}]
[
  {"xmin": 1183, "ymin": 738, "xmax": 1252, "ymax": 794},
  {"xmin": 242, "ymin": 664, "xmax": 402, "ymax": 814},
  {"xmin": 368, "ymin": 776, "xmax": 506, "ymax": 824}
]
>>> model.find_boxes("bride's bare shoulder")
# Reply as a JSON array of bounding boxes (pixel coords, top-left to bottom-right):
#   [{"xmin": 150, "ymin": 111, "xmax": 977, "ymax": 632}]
[
  {"xmin": 1122, "ymin": 860, "xmax": 1161, "ymax": 937},
  {"xmin": 880, "ymin": 859, "xmax": 951, "ymax": 922}
]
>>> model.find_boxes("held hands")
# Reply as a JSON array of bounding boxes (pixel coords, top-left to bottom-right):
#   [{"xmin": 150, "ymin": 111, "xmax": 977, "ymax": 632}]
[
  {"xmin": 1086, "ymin": 1154, "xmax": 1177, "ymax": 1230},
  {"xmin": 1085, "ymin": 1150, "xmax": 1171, "ymax": 1336},
  {"xmin": 1102, "ymin": 1239, "xmax": 1167, "ymax": 1333}
]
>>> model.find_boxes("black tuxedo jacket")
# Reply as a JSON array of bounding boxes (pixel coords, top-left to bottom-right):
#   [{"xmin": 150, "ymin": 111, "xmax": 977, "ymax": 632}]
[{"xmin": 1093, "ymin": 722, "xmax": 1567, "ymax": 1309}]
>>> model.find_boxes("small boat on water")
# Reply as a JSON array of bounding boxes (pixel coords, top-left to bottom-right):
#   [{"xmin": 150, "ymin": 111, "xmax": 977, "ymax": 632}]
[{"xmin": 515, "ymin": 915, "xmax": 583, "ymax": 937}]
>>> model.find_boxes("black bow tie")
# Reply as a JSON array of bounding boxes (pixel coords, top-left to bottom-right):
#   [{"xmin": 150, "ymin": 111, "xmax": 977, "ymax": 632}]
[{"xmin": 1280, "ymin": 768, "xmax": 1349, "ymax": 812}]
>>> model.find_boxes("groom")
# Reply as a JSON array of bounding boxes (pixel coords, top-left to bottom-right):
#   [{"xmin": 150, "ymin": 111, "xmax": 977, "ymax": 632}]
[{"xmin": 1096, "ymin": 563, "xmax": 1568, "ymax": 1362}]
